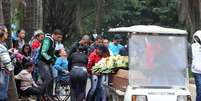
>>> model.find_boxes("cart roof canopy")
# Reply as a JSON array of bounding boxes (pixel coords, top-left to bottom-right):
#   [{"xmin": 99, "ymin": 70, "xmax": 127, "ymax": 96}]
[{"xmin": 108, "ymin": 25, "xmax": 187, "ymax": 35}]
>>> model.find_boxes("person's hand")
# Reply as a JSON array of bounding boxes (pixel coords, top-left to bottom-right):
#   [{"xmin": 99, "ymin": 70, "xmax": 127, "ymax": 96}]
[
  {"xmin": 87, "ymin": 69, "xmax": 92, "ymax": 75},
  {"xmin": 63, "ymin": 70, "xmax": 70, "ymax": 75},
  {"xmin": 24, "ymin": 56, "xmax": 31, "ymax": 61},
  {"xmin": 8, "ymin": 48, "xmax": 14, "ymax": 53},
  {"xmin": 49, "ymin": 58, "xmax": 55, "ymax": 65},
  {"xmin": 92, "ymin": 71, "xmax": 101, "ymax": 76}
]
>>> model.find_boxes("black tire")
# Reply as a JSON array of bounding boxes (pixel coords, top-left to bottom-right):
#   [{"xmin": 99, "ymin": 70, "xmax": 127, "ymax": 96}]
[{"xmin": 52, "ymin": 80, "xmax": 71, "ymax": 101}]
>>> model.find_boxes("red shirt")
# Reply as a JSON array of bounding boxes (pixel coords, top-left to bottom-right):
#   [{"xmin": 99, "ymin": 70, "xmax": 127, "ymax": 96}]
[
  {"xmin": 31, "ymin": 40, "xmax": 41, "ymax": 50},
  {"xmin": 145, "ymin": 42, "xmax": 161, "ymax": 69},
  {"xmin": 87, "ymin": 50, "xmax": 102, "ymax": 74}
]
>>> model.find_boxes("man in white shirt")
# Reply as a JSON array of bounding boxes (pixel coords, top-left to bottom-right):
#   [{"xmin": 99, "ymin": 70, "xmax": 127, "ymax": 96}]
[
  {"xmin": 191, "ymin": 30, "xmax": 201, "ymax": 101},
  {"xmin": 55, "ymin": 29, "xmax": 64, "ymax": 51}
]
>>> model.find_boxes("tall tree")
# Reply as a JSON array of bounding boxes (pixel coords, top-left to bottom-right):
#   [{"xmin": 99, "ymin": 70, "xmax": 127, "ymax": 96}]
[
  {"xmin": 95, "ymin": 0, "xmax": 104, "ymax": 34},
  {"xmin": 177, "ymin": 0, "xmax": 201, "ymax": 41},
  {"xmin": 23, "ymin": 0, "xmax": 34, "ymax": 38},
  {"xmin": 43, "ymin": 0, "xmax": 77, "ymax": 39},
  {"xmin": 2, "ymin": 0, "xmax": 12, "ymax": 48},
  {"xmin": 15, "ymin": 0, "xmax": 43, "ymax": 39},
  {"xmin": 36, "ymin": 0, "xmax": 43, "ymax": 29},
  {"xmin": 187, "ymin": 0, "xmax": 201, "ymax": 34},
  {"xmin": 76, "ymin": 0, "xmax": 84, "ymax": 34},
  {"xmin": 2, "ymin": 0, "xmax": 11, "ymax": 29}
]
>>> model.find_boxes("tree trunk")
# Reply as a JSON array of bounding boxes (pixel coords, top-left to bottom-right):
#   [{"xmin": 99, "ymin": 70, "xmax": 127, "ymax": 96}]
[
  {"xmin": 22, "ymin": 0, "xmax": 35, "ymax": 40},
  {"xmin": 187, "ymin": 0, "xmax": 201, "ymax": 34},
  {"xmin": 2, "ymin": 0, "xmax": 11, "ymax": 29},
  {"xmin": 2, "ymin": 0, "xmax": 12, "ymax": 48},
  {"xmin": 177, "ymin": 0, "xmax": 188, "ymax": 23},
  {"xmin": 0, "ymin": 0, "xmax": 4, "ymax": 24},
  {"xmin": 37, "ymin": 0, "xmax": 43, "ymax": 29},
  {"xmin": 32, "ymin": 0, "xmax": 43, "ymax": 31},
  {"xmin": 76, "ymin": 0, "xmax": 83, "ymax": 34},
  {"xmin": 177, "ymin": 0, "xmax": 201, "ymax": 42},
  {"xmin": 95, "ymin": 0, "xmax": 104, "ymax": 34}
]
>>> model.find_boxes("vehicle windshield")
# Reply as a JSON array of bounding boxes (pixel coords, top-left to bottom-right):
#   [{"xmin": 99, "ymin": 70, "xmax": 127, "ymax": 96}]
[{"xmin": 129, "ymin": 34, "xmax": 188, "ymax": 87}]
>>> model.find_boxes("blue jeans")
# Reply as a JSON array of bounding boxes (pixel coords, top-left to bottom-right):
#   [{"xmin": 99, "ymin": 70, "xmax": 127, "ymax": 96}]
[
  {"xmin": 86, "ymin": 75, "xmax": 98, "ymax": 101},
  {"xmin": 95, "ymin": 75, "xmax": 107, "ymax": 101},
  {"xmin": 51, "ymin": 66, "xmax": 58, "ymax": 78},
  {"xmin": 194, "ymin": 73, "xmax": 201, "ymax": 101},
  {"xmin": 0, "ymin": 70, "xmax": 10, "ymax": 100},
  {"xmin": 86, "ymin": 75, "xmax": 107, "ymax": 101},
  {"xmin": 32, "ymin": 64, "xmax": 39, "ymax": 83}
]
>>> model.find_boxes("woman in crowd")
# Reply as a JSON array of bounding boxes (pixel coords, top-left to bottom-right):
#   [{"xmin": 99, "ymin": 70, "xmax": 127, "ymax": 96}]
[
  {"xmin": 30, "ymin": 30, "xmax": 45, "ymax": 50},
  {"xmin": 68, "ymin": 45, "xmax": 88, "ymax": 101},
  {"xmin": 29, "ymin": 30, "xmax": 45, "ymax": 82},
  {"xmin": 21, "ymin": 44, "xmax": 32, "ymax": 62},
  {"xmin": 14, "ymin": 62, "xmax": 40, "ymax": 101},
  {"xmin": 0, "ymin": 25, "xmax": 14, "ymax": 101},
  {"xmin": 87, "ymin": 45, "xmax": 110, "ymax": 101},
  {"xmin": 12, "ymin": 29, "xmax": 26, "ymax": 50},
  {"xmin": 14, "ymin": 44, "xmax": 32, "ymax": 74},
  {"xmin": 14, "ymin": 44, "xmax": 32, "ymax": 96}
]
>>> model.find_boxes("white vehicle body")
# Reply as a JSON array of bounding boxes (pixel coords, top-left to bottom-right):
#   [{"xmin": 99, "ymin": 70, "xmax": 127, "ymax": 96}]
[
  {"xmin": 108, "ymin": 25, "xmax": 191, "ymax": 101},
  {"xmin": 124, "ymin": 86, "xmax": 190, "ymax": 101}
]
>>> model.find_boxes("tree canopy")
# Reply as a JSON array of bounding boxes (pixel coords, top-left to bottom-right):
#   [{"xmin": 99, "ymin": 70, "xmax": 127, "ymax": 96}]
[{"xmin": 1, "ymin": 0, "xmax": 199, "ymax": 45}]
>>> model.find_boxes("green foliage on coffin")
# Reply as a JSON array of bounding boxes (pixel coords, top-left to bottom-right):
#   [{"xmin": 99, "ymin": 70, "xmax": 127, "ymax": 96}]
[{"xmin": 93, "ymin": 56, "xmax": 128, "ymax": 74}]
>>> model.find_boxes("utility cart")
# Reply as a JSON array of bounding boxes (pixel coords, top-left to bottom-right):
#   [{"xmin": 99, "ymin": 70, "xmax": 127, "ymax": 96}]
[{"xmin": 107, "ymin": 25, "xmax": 191, "ymax": 101}]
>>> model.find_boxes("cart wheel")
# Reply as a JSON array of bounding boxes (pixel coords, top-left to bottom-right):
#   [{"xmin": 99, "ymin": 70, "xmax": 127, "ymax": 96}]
[{"xmin": 53, "ymin": 80, "xmax": 71, "ymax": 101}]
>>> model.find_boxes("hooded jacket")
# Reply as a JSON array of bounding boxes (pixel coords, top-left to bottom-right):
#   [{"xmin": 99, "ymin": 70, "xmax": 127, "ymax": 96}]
[
  {"xmin": 191, "ymin": 30, "xmax": 201, "ymax": 73},
  {"xmin": 38, "ymin": 35, "xmax": 55, "ymax": 64}
]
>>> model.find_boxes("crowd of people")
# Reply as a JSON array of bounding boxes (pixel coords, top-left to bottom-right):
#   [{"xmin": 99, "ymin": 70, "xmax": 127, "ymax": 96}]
[
  {"xmin": 0, "ymin": 24, "xmax": 128, "ymax": 101},
  {"xmin": 1, "ymin": 22, "xmax": 201, "ymax": 101}
]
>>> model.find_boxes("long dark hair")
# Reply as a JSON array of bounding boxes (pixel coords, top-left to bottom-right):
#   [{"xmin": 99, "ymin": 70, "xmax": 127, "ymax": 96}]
[
  {"xmin": 21, "ymin": 44, "xmax": 32, "ymax": 56},
  {"xmin": 24, "ymin": 62, "xmax": 34, "ymax": 69},
  {"xmin": 96, "ymin": 45, "xmax": 110, "ymax": 57},
  {"xmin": 17, "ymin": 29, "xmax": 25, "ymax": 36}
]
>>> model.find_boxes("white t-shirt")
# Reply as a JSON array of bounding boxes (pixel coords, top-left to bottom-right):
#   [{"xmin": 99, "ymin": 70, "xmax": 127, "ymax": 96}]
[
  {"xmin": 191, "ymin": 43, "xmax": 201, "ymax": 73},
  {"xmin": 55, "ymin": 42, "xmax": 64, "ymax": 51}
]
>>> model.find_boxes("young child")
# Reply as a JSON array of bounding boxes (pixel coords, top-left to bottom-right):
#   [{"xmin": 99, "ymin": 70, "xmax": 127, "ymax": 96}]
[
  {"xmin": 53, "ymin": 49, "xmax": 69, "ymax": 77},
  {"xmin": 14, "ymin": 62, "xmax": 40, "ymax": 98},
  {"xmin": 52, "ymin": 49, "xmax": 69, "ymax": 94}
]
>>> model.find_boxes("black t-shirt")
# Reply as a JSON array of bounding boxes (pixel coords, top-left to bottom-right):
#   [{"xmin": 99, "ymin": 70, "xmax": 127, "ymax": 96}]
[{"xmin": 68, "ymin": 52, "xmax": 88, "ymax": 71}]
